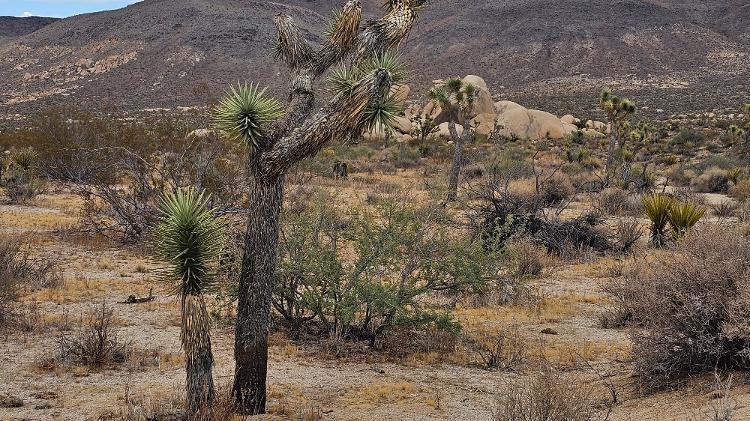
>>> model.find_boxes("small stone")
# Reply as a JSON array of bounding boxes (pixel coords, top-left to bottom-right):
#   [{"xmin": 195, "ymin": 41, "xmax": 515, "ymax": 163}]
[
  {"xmin": 541, "ymin": 328, "xmax": 558, "ymax": 335},
  {"xmin": 0, "ymin": 394, "xmax": 24, "ymax": 408}
]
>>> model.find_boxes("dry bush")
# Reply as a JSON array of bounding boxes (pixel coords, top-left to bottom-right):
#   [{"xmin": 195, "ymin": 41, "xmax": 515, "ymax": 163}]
[
  {"xmin": 0, "ymin": 239, "xmax": 61, "ymax": 329},
  {"xmin": 495, "ymin": 368, "xmax": 604, "ymax": 421},
  {"xmin": 58, "ymin": 302, "xmax": 130, "ymax": 368},
  {"xmin": 539, "ymin": 174, "xmax": 574, "ymax": 207},
  {"xmin": 729, "ymin": 179, "xmax": 750, "ymax": 202},
  {"xmin": 592, "ymin": 188, "xmax": 642, "ymax": 216},
  {"xmin": 712, "ymin": 201, "xmax": 739, "ymax": 219},
  {"xmin": 619, "ymin": 225, "xmax": 750, "ymax": 390},
  {"xmin": 507, "ymin": 237, "xmax": 547, "ymax": 278},
  {"xmin": 463, "ymin": 325, "xmax": 526, "ymax": 370},
  {"xmin": 692, "ymin": 167, "xmax": 730, "ymax": 193},
  {"xmin": 613, "ymin": 218, "xmax": 643, "ymax": 255}
]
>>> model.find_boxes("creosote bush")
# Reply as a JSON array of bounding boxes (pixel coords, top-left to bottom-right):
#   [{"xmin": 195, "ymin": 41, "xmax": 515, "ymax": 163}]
[
  {"xmin": 236, "ymin": 190, "xmax": 507, "ymax": 346},
  {"xmin": 621, "ymin": 226, "xmax": 750, "ymax": 390}
]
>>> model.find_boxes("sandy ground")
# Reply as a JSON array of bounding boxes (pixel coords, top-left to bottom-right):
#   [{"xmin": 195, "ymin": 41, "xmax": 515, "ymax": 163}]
[{"xmin": 1, "ymin": 189, "xmax": 749, "ymax": 421}]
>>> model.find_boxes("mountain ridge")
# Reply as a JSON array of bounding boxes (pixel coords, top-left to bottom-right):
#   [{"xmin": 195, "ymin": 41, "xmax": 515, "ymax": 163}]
[{"xmin": 1, "ymin": 0, "xmax": 748, "ymax": 118}]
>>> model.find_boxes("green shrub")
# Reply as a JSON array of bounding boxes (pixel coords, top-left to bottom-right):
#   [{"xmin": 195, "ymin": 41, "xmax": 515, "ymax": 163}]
[
  {"xmin": 670, "ymin": 128, "xmax": 705, "ymax": 147},
  {"xmin": 388, "ymin": 144, "xmax": 421, "ymax": 169},
  {"xmin": 271, "ymin": 194, "xmax": 505, "ymax": 345}
]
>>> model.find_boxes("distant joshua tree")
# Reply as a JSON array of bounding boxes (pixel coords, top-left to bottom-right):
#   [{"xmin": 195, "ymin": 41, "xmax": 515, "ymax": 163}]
[
  {"xmin": 600, "ymin": 88, "xmax": 636, "ymax": 186},
  {"xmin": 210, "ymin": 0, "xmax": 425, "ymax": 414},
  {"xmin": 151, "ymin": 189, "xmax": 224, "ymax": 415},
  {"xmin": 428, "ymin": 77, "xmax": 477, "ymax": 201}
]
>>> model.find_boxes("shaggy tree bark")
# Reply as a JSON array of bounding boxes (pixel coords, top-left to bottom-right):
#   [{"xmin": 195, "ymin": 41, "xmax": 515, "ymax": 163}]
[
  {"xmin": 183, "ymin": 294, "xmax": 215, "ymax": 413},
  {"xmin": 231, "ymin": 1, "xmax": 421, "ymax": 414}
]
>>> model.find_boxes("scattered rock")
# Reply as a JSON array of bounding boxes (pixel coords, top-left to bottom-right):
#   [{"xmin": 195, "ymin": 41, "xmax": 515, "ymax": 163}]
[{"xmin": 541, "ymin": 328, "xmax": 558, "ymax": 335}]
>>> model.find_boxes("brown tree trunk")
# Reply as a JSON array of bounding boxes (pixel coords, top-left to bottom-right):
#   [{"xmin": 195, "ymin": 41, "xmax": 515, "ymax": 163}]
[
  {"xmin": 446, "ymin": 120, "xmax": 467, "ymax": 201},
  {"xmin": 183, "ymin": 295, "xmax": 215, "ymax": 414},
  {"xmin": 604, "ymin": 120, "xmax": 617, "ymax": 186},
  {"xmin": 233, "ymin": 162, "xmax": 284, "ymax": 415}
]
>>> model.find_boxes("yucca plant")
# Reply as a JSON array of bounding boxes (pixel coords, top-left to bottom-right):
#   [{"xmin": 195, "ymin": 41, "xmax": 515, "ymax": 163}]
[
  {"xmin": 668, "ymin": 200, "xmax": 706, "ymax": 239},
  {"xmin": 429, "ymin": 77, "xmax": 477, "ymax": 201},
  {"xmin": 600, "ymin": 88, "xmax": 637, "ymax": 186},
  {"xmin": 151, "ymin": 188, "xmax": 224, "ymax": 414},
  {"xmin": 211, "ymin": 0, "xmax": 422, "ymax": 414},
  {"xmin": 211, "ymin": 83, "xmax": 283, "ymax": 153},
  {"xmin": 642, "ymin": 193, "xmax": 673, "ymax": 246}
]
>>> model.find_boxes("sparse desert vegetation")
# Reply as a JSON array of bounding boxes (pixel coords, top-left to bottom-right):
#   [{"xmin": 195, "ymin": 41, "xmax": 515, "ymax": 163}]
[{"xmin": 2, "ymin": 1, "xmax": 750, "ymax": 421}]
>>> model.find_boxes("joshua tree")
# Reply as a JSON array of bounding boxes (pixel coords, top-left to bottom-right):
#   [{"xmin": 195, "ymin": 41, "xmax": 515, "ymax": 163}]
[
  {"xmin": 151, "ymin": 188, "xmax": 224, "ymax": 414},
  {"xmin": 600, "ymin": 88, "xmax": 636, "ymax": 186},
  {"xmin": 211, "ymin": 0, "xmax": 424, "ymax": 414},
  {"xmin": 428, "ymin": 77, "xmax": 477, "ymax": 201}
]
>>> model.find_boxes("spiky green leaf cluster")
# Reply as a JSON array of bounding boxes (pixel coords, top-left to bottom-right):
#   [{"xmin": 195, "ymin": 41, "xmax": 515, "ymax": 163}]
[
  {"xmin": 643, "ymin": 193, "xmax": 672, "ymax": 246},
  {"xmin": 642, "ymin": 193, "xmax": 705, "ymax": 245},
  {"xmin": 429, "ymin": 77, "xmax": 476, "ymax": 112},
  {"xmin": 668, "ymin": 200, "xmax": 705, "ymax": 238},
  {"xmin": 327, "ymin": 52, "xmax": 407, "ymax": 134},
  {"xmin": 211, "ymin": 83, "xmax": 283, "ymax": 152},
  {"xmin": 151, "ymin": 188, "xmax": 225, "ymax": 297},
  {"xmin": 600, "ymin": 87, "xmax": 636, "ymax": 119}
]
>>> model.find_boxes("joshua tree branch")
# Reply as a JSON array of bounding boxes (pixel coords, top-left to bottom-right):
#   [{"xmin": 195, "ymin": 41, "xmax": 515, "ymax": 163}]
[
  {"xmin": 263, "ymin": 0, "xmax": 417, "ymax": 169},
  {"xmin": 261, "ymin": 70, "xmax": 392, "ymax": 177}
]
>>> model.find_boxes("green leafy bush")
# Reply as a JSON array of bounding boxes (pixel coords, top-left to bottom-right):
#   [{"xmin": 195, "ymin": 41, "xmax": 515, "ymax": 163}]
[{"xmin": 272, "ymin": 193, "xmax": 504, "ymax": 346}]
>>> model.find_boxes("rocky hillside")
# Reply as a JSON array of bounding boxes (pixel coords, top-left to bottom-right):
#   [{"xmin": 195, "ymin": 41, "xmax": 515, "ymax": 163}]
[
  {"xmin": 0, "ymin": 16, "xmax": 58, "ymax": 45},
  {"xmin": 1, "ymin": 0, "xmax": 748, "ymax": 118}
]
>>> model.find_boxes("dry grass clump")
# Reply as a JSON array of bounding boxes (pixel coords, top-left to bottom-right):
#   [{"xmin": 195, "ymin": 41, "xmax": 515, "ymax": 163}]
[
  {"xmin": 494, "ymin": 368, "xmax": 604, "ymax": 421},
  {"xmin": 613, "ymin": 225, "xmax": 750, "ymax": 390},
  {"xmin": 728, "ymin": 179, "xmax": 750, "ymax": 201},
  {"xmin": 506, "ymin": 237, "xmax": 548, "ymax": 278}
]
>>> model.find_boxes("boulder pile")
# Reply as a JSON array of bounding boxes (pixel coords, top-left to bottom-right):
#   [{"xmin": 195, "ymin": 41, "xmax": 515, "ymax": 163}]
[{"xmin": 379, "ymin": 75, "xmax": 608, "ymax": 143}]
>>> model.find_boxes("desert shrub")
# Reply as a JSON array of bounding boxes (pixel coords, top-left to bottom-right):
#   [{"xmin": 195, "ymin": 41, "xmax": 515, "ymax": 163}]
[
  {"xmin": 270, "ymin": 193, "xmax": 502, "ymax": 345},
  {"xmin": 692, "ymin": 167, "xmax": 731, "ymax": 193},
  {"xmin": 388, "ymin": 144, "xmax": 421, "ymax": 169},
  {"xmin": 670, "ymin": 128, "xmax": 705, "ymax": 147},
  {"xmin": 613, "ymin": 218, "xmax": 643, "ymax": 255},
  {"xmin": 0, "ymin": 240, "xmax": 61, "ymax": 329},
  {"xmin": 592, "ymin": 188, "xmax": 641, "ymax": 216},
  {"xmin": 25, "ymin": 109, "xmax": 243, "ymax": 243},
  {"xmin": 495, "ymin": 368, "xmax": 603, "ymax": 421},
  {"xmin": 471, "ymin": 175, "xmax": 609, "ymax": 255},
  {"xmin": 58, "ymin": 302, "xmax": 130, "ymax": 367},
  {"xmin": 0, "ymin": 146, "xmax": 44, "ymax": 203},
  {"xmin": 463, "ymin": 325, "xmax": 525, "ymax": 370},
  {"xmin": 712, "ymin": 200, "xmax": 738, "ymax": 219},
  {"xmin": 729, "ymin": 179, "xmax": 750, "ymax": 202},
  {"xmin": 506, "ymin": 238, "xmax": 547, "ymax": 278},
  {"xmin": 539, "ymin": 174, "xmax": 574, "ymax": 206},
  {"xmin": 624, "ymin": 226, "xmax": 750, "ymax": 390}
]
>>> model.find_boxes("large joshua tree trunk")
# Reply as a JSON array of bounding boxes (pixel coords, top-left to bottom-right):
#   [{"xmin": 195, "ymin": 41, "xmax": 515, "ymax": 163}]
[
  {"xmin": 183, "ymin": 294, "xmax": 215, "ymax": 413},
  {"xmin": 233, "ymin": 166, "xmax": 283, "ymax": 413},
  {"xmin": 230, "ymin": 1, "xmax": 421, "ymax": 414}
]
